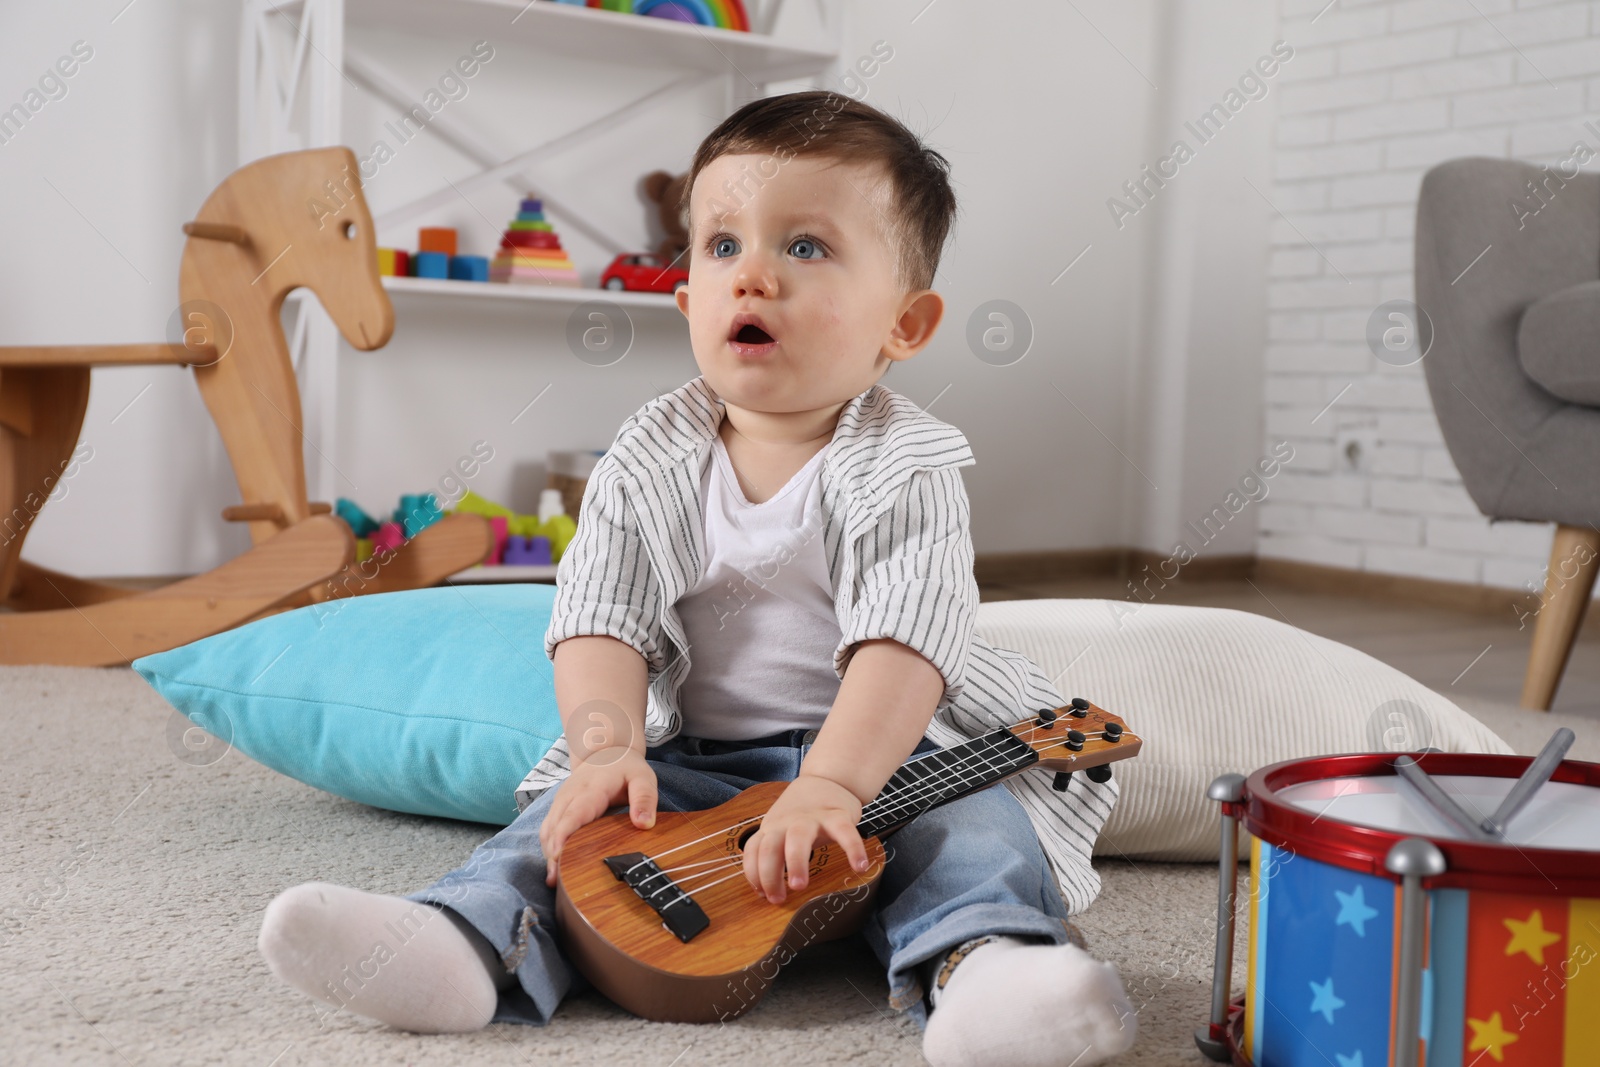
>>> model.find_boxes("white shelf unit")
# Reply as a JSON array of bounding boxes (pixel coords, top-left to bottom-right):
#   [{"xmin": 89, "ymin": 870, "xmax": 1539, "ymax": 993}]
[
  {"xmin": 240, "ymin": 0, "xmax": 844, "ymax": 516},
  {"xmin": 381, "ymin": 274, "xmax": 679, "ymax": 309},
  {"xmin": 341, "ymin": 0, "xmax": 839, "ymax": 79}
]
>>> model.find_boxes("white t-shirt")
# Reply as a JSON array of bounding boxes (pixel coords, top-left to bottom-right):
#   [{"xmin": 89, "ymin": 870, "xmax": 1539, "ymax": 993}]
[{"xmin": 674, "ymin": 433, "xmax": 842, "ymax": 740}]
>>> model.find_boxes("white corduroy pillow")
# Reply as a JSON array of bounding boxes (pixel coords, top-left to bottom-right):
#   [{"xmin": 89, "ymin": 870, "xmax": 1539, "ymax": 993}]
[{"xmin": 972, "ymin": 599, "xmax": 1513, "ymax": 861}]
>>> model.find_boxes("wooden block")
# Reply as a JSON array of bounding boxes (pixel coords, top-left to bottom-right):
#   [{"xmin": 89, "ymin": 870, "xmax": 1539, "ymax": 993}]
[
  {"xmin": 449, "ymin": 255, "xmax": 489, "ymax": 282},
  {"xmin": 414, "ymin": 251, "xmax": 450, "ymax": 279},
  {"xmin": 417, "ymin": 227, "xmax": 458, "ymax": 255}
]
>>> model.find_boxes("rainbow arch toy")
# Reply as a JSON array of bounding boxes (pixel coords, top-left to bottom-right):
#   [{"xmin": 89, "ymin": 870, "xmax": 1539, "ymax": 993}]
[{"xmin": 567, "ymin": 0, "xmax": 750, "ymax": 31}]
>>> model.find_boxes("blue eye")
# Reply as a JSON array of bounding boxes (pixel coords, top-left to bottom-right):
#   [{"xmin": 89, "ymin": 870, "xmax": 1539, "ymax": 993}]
[
  {"xmin": 790, "ymin": 237, "xmax": 824, "ymax": 259},
  {"xmin": 710, "ymin": 235, "xmax": 738, "ymax": 258}
]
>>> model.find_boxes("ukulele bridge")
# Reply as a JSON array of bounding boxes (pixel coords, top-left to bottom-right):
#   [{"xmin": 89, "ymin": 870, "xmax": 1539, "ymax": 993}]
[{"xmin": 602, "ymin": 851, "xmax": 712, "ymax": 943}]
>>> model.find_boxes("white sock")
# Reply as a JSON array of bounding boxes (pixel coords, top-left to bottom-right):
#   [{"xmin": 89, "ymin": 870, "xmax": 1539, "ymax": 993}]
[
  {"xmin": 257, "ymin": 881, "xmax": 514, "ymax": 1033},
  {"xmin": 922, "ymin": 937, "xmax": 1137, "ymax": 1067}
]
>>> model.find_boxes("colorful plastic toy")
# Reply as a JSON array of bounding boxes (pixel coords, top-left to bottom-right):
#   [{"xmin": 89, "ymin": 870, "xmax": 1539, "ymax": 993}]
[
  {"xmin": 449, "ymin": 255, "xmax": 489, "ymax": 282},
  {"xmin": 375, "ymin": 248, "xmax": 410, "ymax": 277},
  {"xmin": 1192, "ymin": 747, "xmax": 1600, "ymax": 1067},
  {"xmin": 335, "ymin": 498, "xmax": 379, "ymax": 538},
  {"xmin": 502, "ymin": 535, "xmax": 553, "ymax": 566},
  {"xmin": 418, "ymin": 227, "xmax": 458, "ymax": 256},
  {"xmin": 395, "ymin": 493, "xmax": 444, "ymax": 538},
  {"xmin": 412, "ymin": 251, "xmax": 450, "ymax": 279},
  {"xmin": 334, "ymin": 486, "xmax": 577, "ymax": 574},
  {"xmin": 600, "ymin": 252, "xmax": 688, "ymax": 293},
  {"xmin": 488, "ymin": 515, "xmax": 509, "ymax": 564},
  {"xmin": 335, "ymin": 491, "xmax": 467, "ymax": 564},
  {"xmin": 455, "ymin": 490, "xmax": 515, "ymax": 523},
  {"xmin": 370, "ymin": 521, "xmax": 406, "ymax": 556},
  {"xmin": 490, "ymin": 197, "xmax": 581, "ymax": 287},
  {"xmin": 554, "ymin": 0, "xmax": 750, "ymax": 30},
  {"xmin": 453, "ymin": 489, "xmax": 577, "ymax": 564}
]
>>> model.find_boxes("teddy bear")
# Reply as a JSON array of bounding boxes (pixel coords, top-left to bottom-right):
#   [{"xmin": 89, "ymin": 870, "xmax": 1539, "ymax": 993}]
[{"xmin": 642, "ymin": 169, "xmax": 691, "ymax": 266}]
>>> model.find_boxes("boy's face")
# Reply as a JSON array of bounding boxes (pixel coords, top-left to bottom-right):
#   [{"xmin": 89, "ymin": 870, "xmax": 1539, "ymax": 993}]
[{"xmin": 675, "ymin": 152, "xmax": 942, "ymax": 424}]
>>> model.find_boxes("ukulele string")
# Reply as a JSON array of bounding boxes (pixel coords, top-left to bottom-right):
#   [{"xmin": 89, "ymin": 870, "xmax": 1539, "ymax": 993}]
[
  {"xmin": 630, "ymin": 726, "xmax": 1056, "ymax": 876},
  {"xmin": 639, "ymin": 736, "xmax": 1029, "ymax": 888},
  {"xmin": 635, "ymin": 726, "xmax": 1115, "ymax": 902},
  {"xmin": 841, "ymin": 721, "xmax": 1112, "ymax": 828},
  {"xmin": 646, "ymin": 743, "xmax": 1027, "ymax": 898},
  {"xmin": 635, "ymin": 743, "xmax": 1026, "ymax": 903},
  {"xmin": 634, "ymin": 724, "xmax": 1116, "ymax": 898},
  {"xmin": 620, "ymin": 723, "xmax": 1113, "ymax": 895}
]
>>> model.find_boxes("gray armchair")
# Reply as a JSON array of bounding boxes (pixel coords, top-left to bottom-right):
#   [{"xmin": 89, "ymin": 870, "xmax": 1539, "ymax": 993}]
[{"xmin": 1416, "ymin": 157, "xmax": 1600, "ymax": 710}]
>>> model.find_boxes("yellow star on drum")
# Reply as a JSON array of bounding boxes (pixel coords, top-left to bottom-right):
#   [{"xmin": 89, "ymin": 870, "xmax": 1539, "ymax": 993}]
[
  {"xmin": 1467, "ymin": 1012, "xmax": 1519, "ymax": 1062},
  {"xmin": 1502, "ymin": 909, "xmax": 1562, "ymax": 965}
]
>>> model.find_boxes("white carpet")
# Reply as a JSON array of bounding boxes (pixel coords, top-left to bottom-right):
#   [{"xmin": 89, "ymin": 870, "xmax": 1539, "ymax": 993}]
[{"xmin": 1, "ymin": 665, "xmax": 1589, "ymax": 1066}]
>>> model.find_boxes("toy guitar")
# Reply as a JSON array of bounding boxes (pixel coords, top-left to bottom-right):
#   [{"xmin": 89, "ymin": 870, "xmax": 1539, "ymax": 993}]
[{"xmin": 554, "ymin": 697, "xmax": 1141, "ymax": 1023}]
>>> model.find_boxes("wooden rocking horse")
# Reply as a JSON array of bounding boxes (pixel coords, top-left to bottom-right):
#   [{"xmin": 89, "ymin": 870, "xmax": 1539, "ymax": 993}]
[{"xmin": 0, "ymin": 147, "xmax": 491, "ymax": 666}]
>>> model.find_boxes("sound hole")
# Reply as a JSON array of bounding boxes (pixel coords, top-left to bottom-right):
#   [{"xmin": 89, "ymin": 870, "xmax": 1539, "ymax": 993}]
[{"xmin": 735, "ymin": 824, "xmax": 819, "ymax": 867}]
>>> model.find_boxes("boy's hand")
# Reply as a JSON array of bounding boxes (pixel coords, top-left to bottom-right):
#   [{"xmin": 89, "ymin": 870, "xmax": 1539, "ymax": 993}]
[
  {"xmin": 743, "ymin": 773, "xmax": 870, "ymax": 903},
  {"xmin": 540, "ymin": 747, "xmax": 657, "ymax": 888}
]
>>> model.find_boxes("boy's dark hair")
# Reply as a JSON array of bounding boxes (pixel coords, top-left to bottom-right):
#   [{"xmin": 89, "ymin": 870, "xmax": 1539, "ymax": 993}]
[{"xmin": 680, "ymin": 90, "xmax": 958, "ymax": 293}]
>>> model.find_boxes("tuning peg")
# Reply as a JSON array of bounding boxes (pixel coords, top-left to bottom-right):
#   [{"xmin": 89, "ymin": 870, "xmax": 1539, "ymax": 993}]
[
  {"xmin": 1069, "ymin": 697, "xmax": 1090, "ymax": 717},
  {"xmin": 1052, "ymin": 771, "xmax": 1073, "ymax": 792},
  {"xmin": 1086, "ymin": 764, "xmax": 1113, "ymax": 784},
  {"xmin": 1065, "ymin": 729, "xmax": 1086, "ymax": 752},
  {"xmin": 1035, "ymin": 708, "xmax": 1057, "ymax": 727},
  {"xmin": 1103, "ymin": 722, "xmax": 1123, "ymax": 743}
]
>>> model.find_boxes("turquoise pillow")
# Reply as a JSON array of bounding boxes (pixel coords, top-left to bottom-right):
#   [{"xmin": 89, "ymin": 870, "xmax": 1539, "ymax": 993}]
[{"xmin": 133, "ymin": 584, "xmax": 561, "ymax": 826}]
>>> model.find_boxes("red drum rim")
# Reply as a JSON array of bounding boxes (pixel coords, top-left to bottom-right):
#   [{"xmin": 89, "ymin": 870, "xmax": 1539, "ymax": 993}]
[{"xmin": 1241, "ymin": 753, "xmax": 1600, "ymax": 896}]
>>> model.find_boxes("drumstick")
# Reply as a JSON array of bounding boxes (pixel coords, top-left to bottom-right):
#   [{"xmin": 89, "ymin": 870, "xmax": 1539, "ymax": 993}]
[
  {"xmin": 1479, "ymin": 728, "xmax": 1575, "ymax": 839},
  {"xmin": 1392, "ymin": 755, "xmax": 1498, "ymax": 842}
]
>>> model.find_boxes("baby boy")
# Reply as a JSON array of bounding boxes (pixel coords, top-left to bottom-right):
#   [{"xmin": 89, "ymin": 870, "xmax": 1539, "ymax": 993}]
[{"xmin": 258, "ymin": 89, "xmax": 1136, "ymax": 1067}]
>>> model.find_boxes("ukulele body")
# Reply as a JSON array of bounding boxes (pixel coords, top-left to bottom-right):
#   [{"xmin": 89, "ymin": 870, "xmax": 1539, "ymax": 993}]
[
  {"xmin": 553, "ymin": 700, "xmax": 1141, "ymax": 1024},
  {"xmin": 554, "ymin": 779, "xmax": 887, "ymax": 1023}
]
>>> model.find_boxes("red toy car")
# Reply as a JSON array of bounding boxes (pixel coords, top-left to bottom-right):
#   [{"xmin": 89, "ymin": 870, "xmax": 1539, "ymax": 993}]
[{"xmin": 600, "ymin": 252, "xmax": 688, "ymax": 293}]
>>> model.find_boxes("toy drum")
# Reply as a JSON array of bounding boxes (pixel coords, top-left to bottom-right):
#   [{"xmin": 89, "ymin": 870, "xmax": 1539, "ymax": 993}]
[{"xmin": 1194, "ymin": 752, "xmax": 1600, "ymax": 1067}]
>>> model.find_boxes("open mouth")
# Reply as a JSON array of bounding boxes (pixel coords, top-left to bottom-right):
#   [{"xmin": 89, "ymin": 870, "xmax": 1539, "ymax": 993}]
[{"xmin": 728, "ymin": 314, "xmax": 779, "ymax": 355}]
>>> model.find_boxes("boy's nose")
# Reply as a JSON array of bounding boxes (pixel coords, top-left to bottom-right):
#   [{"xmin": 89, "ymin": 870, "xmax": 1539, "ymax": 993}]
[{"xmin": 733, "ymin": 263, "xmax": 778, "ymax": 299}]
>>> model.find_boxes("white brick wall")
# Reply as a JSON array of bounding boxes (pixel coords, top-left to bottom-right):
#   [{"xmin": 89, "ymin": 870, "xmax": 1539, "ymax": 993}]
[{"xmin": 1259, "ymin": 0, "xmax": 1600, "ymax": 597}]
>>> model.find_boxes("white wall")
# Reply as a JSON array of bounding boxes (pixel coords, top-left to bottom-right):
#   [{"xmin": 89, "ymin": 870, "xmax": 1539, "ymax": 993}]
[
  {"xmin": 3, "ymin": 0, "xmax": 1177, "ymax": 578},
  {"xmin": 1122, "ymin": 0, "xmax": 1281, "ymax": 563},
  {"xmin": 1258, "ymin": 0, "xmax": 1598, "ymax": 598},
  {"xmin": 1, "ymin": 1, "xmax": 249, "ymax": 576}
]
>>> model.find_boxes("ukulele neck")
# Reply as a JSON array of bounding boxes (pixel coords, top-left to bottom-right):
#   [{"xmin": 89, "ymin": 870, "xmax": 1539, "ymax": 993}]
[{"xmin": 857, "ymin": 728, "xmax": 1040, "ymax": 839}]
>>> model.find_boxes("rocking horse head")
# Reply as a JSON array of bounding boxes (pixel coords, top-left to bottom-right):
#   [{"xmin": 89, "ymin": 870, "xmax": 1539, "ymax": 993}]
[
  {"xmin": 177, "ymin": 146, "xmax": 394, "ymax": 354},
  {"xmin": 176, "ymin": 146, "xmax": 396, "ymax": 545}
]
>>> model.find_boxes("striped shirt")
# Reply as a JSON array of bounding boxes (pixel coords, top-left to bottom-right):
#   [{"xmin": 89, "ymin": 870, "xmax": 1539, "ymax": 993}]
[{"xmin": 517, "ymin": 374, "xmax": 1116, "ymax": 914}]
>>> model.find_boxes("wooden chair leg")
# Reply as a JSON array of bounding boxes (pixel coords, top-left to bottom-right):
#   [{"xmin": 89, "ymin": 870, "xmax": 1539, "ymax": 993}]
[
  {"xmin": 1520, "ymin": 523, "xmax": 1600, "ymax": 710},
  {"xmin": 0, "ymin": 366, "xmax": 91, "ymax": 603}
]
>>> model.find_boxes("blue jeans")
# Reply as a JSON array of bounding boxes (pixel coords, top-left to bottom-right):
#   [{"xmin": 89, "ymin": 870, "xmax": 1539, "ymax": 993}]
[{"xmin": 403, "ymin": 729, "xmax": 1078, "ymax": 1030}]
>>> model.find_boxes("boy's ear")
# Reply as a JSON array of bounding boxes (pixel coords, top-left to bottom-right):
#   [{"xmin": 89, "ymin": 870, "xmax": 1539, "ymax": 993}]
[
  {"xmin": 883, "ymin": 289, "xmax": 944, "ymax": 363},
  {"xmin": 675, "ymin": 283, "xmax": 690, "ymax": 319}
]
